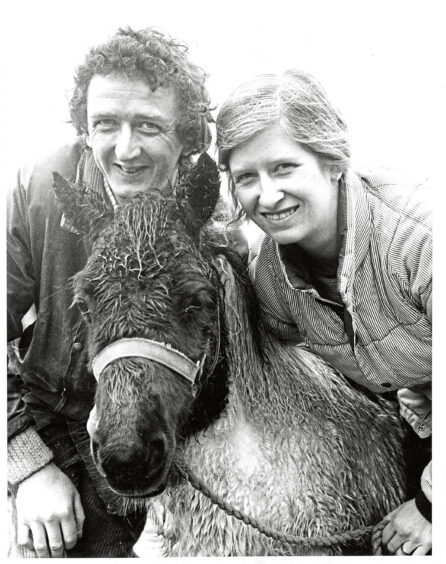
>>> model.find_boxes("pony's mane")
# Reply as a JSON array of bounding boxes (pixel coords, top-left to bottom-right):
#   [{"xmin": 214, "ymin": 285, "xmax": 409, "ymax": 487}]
[
  {"xmin": 180, "ymin": 242, "xmax": 262, "ymax": 438},
  {"xmin": 218, "ymin": 256, "xmax": 405, "ymax": 441}
]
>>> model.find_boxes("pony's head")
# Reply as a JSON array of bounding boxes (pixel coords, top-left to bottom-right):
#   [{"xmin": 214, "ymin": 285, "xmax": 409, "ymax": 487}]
[{"xmin": 54, "ymin": 154, "xmax": 231, "ymax": 497}]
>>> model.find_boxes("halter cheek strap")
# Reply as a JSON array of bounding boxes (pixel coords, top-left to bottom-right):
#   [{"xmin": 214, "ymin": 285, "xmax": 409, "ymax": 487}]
[{"xmin": 91, "ymin": 338, "xmax": 203, "ymax": 385}]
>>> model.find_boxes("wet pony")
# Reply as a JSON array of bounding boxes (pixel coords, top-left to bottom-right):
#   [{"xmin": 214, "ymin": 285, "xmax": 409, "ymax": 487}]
[{"xmin": 53, "ymin": 155, "xmax": 409, "ymax": 555}]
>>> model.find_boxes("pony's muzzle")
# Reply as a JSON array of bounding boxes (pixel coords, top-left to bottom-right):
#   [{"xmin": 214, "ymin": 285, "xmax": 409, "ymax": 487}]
[
  {"xmin": 91, "ymin": 430, "xmax": 173, "ymax": 496},
  {"xmin": 90, "ymin": 437, "xmax": 107, "ymax": 478}
]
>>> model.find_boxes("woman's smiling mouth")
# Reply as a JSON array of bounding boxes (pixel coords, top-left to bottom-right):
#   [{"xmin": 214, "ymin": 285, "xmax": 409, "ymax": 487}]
[
  {"xmin": 115, "ymin": 164, "xmax": 148, "ymax": 175},
  {"xmin": 261, "ymin": 205, "xmax": 300, "ymax": 221}
]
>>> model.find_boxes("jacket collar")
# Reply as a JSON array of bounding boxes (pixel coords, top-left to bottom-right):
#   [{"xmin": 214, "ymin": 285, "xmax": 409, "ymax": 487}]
[
  {"xmin": 338, "ymin": 170, "xmax": 371, "ymax": 305},
  {"xmin": 272, "ymin": 170, "xmax": 372, "ymax": 306},
  {"xmin": 76, "ymin": 148, "xmax": 114, "ymax": 205}
]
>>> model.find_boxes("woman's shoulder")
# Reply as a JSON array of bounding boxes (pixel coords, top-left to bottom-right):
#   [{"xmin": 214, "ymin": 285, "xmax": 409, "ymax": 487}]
[
  {"xmin": 353, "ymin": 167, "xmax": 432, "ymax": 230},
  {"xmin": 352, "ymin": 168, "xmax": 431, "ymax": 281}
]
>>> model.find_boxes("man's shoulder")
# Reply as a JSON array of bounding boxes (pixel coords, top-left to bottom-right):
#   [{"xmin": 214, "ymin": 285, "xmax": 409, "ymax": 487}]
[{"xmin": 19, "ymin": 136, "xmax": 84, "ymax": 194}]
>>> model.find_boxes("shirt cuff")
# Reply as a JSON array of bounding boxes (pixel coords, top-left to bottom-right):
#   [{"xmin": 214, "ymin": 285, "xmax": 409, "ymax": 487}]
[
  {"xmin": 8, "ymin": 426, "xmax": 54, "ymax": 487},
  {"xmin": 415, "ymin": 488, "xmax": 432, "ymax": 523}
]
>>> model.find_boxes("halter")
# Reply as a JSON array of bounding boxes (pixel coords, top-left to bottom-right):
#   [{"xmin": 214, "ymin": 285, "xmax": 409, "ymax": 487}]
[
  {"xmin": 92, "ymin": 338, "xmax": 204, "ymax": 385},
  {"xmin": 91, "ymin": 300, "xmax": 221, "ymax": 389}
]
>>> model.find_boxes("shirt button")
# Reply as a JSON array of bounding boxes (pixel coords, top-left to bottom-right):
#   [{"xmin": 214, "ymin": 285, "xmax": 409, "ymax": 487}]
[
  {"xmin": 72, "ymin": 342, "xmax": 83, "ymax": 351},
  {"xmin": 380, "ymin": 382, "xmax": 392, "ymax": 388}
]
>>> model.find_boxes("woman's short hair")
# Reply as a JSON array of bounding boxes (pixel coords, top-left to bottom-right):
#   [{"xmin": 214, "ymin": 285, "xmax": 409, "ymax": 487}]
[
  {"xmin": 216, "ymin": 70, "xmax": 350, "ymax": 208},
  {"xmin": 70, "ymin": 27, "xmax": 213, "ymax": 156}
]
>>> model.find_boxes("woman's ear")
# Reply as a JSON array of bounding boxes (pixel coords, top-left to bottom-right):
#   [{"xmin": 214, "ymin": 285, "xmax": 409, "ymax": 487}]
[
  {"xmin": 330, "ymin": 167, "xmax": 343, "ymax": 182},
  {"xmin": 84, "ymin": 133, "xmax": 92, "ymax": 148}
]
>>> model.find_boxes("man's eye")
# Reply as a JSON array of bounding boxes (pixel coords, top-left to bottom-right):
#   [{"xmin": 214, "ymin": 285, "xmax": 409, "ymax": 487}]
[
  {"xmin": 93, "ymin": 119, "xmax": 116, "ymax": 129},
  {"xmin": 138, "ymin": 122, "xmax": 161, "ymax": 134}
]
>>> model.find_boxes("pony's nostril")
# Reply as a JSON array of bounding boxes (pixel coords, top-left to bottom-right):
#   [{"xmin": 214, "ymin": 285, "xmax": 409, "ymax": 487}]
[
  {"xmin": 150, "ymin": 438, "xmax": 166, "ymax": 464},
  {"xmin": 97, "ymin": 432, "xmax": 171, "ymax": 493}
]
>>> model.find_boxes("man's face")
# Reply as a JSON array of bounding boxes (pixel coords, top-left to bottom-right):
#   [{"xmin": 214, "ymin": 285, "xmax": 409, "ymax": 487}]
[{"xmin": 86, "ymin": 73, "xmax": 184, "ymax": 202}]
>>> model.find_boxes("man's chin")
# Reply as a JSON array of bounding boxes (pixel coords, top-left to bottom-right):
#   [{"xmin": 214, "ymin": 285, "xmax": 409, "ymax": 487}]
[
  {"xmin": 111, "ymin": 186, "xmax": 150, "ymax": 204},
  {"xmin": 110, "ymin": 183, "xmax": 171, "ymax": 203}
]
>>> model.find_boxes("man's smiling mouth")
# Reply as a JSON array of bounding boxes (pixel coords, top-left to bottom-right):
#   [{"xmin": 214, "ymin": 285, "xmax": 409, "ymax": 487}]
[{"xmin": 262, "ymin": 205, "xmax": 300, "ymax": 221}]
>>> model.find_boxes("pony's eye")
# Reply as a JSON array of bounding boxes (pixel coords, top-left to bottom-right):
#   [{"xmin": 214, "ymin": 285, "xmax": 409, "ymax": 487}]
[{"xmin": 76, "ymin": 299, "xmax": 92, "ymax": 323}]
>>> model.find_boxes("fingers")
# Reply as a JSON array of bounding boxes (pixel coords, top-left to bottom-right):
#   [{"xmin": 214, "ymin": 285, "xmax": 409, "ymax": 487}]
[
  {"xmin": 412, "ymin": 545, "xmax": 431, "ymax": 556},
  {"xmin": 386, "ymin": 535, "xmax": 404, "ymax": 555},
  {"xmin": 28, "ymin": 521, "xmax": 51, "ymax": 558},
  {"xmin": 381, "ymin": 522, "xmax": 401, "ymax": 555},
  {"xmin": 73, "ymin": 490, "xmax": 86, "ymax": 538},
  {"xmin": 17, "ymin": 522, "xmax": 33, "ymax": 550},
  {"xmin": 18, "ymin": 520, "xmax": 60, "ymax": 558},
  {"xmin": 60, "ymin": 494, "xmax": 84, "ymax": 551},
  {"xmin": 371, "ymin": 522, "xmax": 386, "ymax": 555},
  {"xmin": 395, "ymin": 543, "xmax": 431, "ymax": 556},
  {"xmin": 396, "ymin": 545, "xmax": 412, "ymax": 556},
  {"xmin": 17, "ymin": 496, "xmax": 85, "ymax": 557},
  {"xmin": 371, "ymin": 536, "xmax": 382, "ymax": 555},
  {"xmin": 371, "ymin": 500, "xmax": 432, "ymax": 556},
  {"xmin": 373, "ymin": 520, "xmax": 404, "ymax": 555},
  {"xmin": 45, "ymin": 520, "xmax": 66, "ymax": 558},
  {"xmin": 381, "ymin": 521, "xmax": 397, "ymax": 547},
  {"xmin": 60, "ymin": 517, "xmax": 79, "ymax": 551}
]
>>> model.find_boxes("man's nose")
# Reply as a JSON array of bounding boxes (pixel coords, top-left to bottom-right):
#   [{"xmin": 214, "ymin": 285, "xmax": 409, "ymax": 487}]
[
  {"xmin": 115, "ymin": 125, "xmax": 141, "ymax": 161},
  {"xmin": 258, "ymin": 175, "xmax": 284, "ymax": 208}
]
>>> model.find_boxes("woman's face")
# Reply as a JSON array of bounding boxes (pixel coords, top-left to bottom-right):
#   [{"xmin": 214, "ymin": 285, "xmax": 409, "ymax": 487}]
[{"xmin": 229, "ymin": 122, "xmax": 340, "ymax": 257}]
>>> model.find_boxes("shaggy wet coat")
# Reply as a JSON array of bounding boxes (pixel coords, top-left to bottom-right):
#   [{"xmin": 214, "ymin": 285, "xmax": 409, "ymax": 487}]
[{"xmin": 54, "ymin": 155, "xmax": 408, "ymax": 556}]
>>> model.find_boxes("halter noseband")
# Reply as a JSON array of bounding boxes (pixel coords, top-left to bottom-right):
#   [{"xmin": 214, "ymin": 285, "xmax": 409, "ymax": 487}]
[
  {"xmin": 91, "ymin": 278, "xmax": 222, "ymax": 389},
  {"xmin": 92, "ymin": 338, "xmax": 204, "ymax": 385}
]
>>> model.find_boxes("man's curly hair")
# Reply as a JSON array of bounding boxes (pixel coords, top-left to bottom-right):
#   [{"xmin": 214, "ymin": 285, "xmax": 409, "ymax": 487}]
[{"xmin": 69, "ymin": 27, "xmax": 213, "ymax": 155}]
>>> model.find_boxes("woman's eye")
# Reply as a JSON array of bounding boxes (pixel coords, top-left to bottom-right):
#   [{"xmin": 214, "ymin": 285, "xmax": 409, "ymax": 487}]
[
  {"xmin": 275, "ymin": 163, "xmax": 297, "ymax": 175},
  {"xmin": 233, "ymin": 172, "xmax": 256, "ymax": 187}
]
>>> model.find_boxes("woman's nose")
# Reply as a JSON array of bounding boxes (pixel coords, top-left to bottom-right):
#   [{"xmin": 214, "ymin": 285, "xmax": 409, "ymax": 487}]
[
  {"xmin": 258, "ymin": 176, "xmax": 284, "ymax": 208},
  {"xmin": 115, "ymin": 125, "xmax": 141, "ymax": 161}
]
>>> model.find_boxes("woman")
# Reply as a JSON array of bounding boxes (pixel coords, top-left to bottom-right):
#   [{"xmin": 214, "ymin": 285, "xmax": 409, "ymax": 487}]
[{"xmin": 216, "ymin": 70, "xmax": 432, "ymax": 556}]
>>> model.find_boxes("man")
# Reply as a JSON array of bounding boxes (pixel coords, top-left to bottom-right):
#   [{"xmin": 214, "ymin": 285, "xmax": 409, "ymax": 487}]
[{"xmin": 7, "ymin": 27, "xmax": 213, "ymax": 558}]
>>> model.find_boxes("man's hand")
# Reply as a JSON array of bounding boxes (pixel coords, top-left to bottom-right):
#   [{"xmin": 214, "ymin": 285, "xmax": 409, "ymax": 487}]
[
  {"xmin": 16, "ymin": 462, "xmax": 85, "ymax": 557},
  {"xmin": 372, "ymin": 498, "xmax": 432, "ymax": 555}
]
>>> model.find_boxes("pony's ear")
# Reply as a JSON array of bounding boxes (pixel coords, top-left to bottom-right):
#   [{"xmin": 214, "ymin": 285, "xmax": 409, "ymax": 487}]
[
  {"xmin": 177, "ymin": 152, "xmax": 220, "ymax": 235},
  {"xmin": 53, "ymin": 171, "xmax": 114, "ymax": 242}
]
